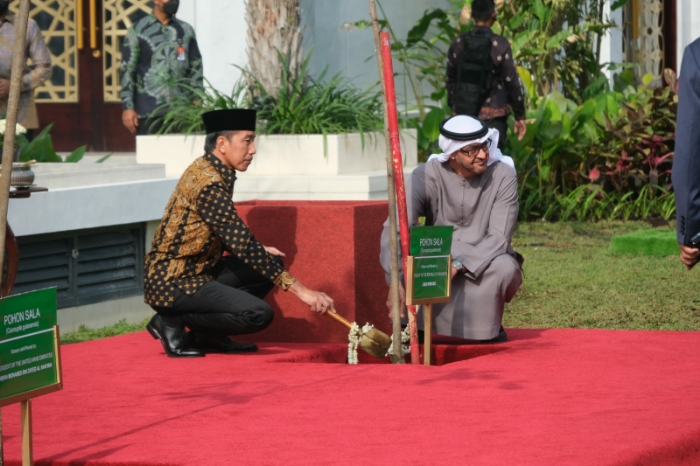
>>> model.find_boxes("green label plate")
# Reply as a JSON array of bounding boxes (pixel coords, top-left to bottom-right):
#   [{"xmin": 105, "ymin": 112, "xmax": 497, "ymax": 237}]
[
  {"xmin": 411, "ymin": 256, "xmax": 451, "ymax": 301},
  {"xmin": 0, "ymin": 288, "xmax": 59, "ymax": 403},
  {"xmin": 410, "ymin": 226, "xmax": 454, "ymax": 256}
]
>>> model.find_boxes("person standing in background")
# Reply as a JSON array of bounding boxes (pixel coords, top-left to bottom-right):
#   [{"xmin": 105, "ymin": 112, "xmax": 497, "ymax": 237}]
[
  {"xmin": 0, "ymin": 0, "xmax": 52, "ymax": 140},
  {"xmin": 120, "ymin": 0, "xmax": 203, "ymax": 136},
  {"xmin": 446, "ymin": 0, "xmax": 526, "ymax": 149},
  {"xmin": 672, "ymin": 37, "xmax": 700, "ymax": 269}
]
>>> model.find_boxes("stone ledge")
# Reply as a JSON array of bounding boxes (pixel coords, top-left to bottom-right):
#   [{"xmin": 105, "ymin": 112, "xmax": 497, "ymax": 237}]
[
  {"xmin": 8, "ymin": 179, "xmax": 178, "ymax": 237},
  {"xmin": 232, "ymin": 167, "xmax": 417, "ymax": 201},
  {"xmin": 32, "ymin": 162, "xmax": 166, "ymax": 190},
  {"xmin": 136, "ymin": 130, "xmax": 418, "ymax": 178}
]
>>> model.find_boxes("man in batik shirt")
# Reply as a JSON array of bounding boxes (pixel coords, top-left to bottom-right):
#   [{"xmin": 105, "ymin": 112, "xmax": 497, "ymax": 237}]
[
  {"xmin": 120, "ymin": 0, "xmax": 203, "ymax": 135},
  {"xmin": 0, "ymin": 0, "xmax": 52, "ymax": 133},
  {"xmin": 144, "ymin": 109, "xmax": 337, "ymax": 358}
]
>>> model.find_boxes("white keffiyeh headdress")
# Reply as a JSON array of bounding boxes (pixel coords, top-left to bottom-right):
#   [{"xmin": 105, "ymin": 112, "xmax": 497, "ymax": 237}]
[{"xmin": 427, "ymin": 115, "xmax": 515, "ymax": 170}]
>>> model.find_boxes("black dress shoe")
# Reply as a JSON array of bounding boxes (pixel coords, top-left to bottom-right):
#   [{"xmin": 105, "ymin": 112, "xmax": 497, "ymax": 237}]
[
  {"xmin": 190, "ymin": 332, "xmax": 258, "ymax": 353},
  {"xmin": 147, "ymin": 314, "xmax": 205, "ymax": 358}
]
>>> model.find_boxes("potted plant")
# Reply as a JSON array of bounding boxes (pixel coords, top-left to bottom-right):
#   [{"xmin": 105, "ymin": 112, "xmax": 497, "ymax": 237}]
[{"xmin": 135, "ymin": 53, "xmax": 417, "ymax": 180}]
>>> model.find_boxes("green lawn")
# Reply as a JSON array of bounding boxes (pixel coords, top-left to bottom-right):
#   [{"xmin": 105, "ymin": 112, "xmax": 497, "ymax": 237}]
[
  {"xmin": 505, "ymin": 221, "xmax": 700, "ymax": 331},
  {"xmin": 61, "ymin": 318, "xmax": 149, "ymax": 344},
  {"xmin": 60, "ymin": 221, "xmax": 700, "ymax": 344}
]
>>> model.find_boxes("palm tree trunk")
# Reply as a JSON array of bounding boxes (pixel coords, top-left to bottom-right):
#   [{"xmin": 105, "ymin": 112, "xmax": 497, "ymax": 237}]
[{"xmin": 245, "ymin": 0, "xmax": 304, "ymax": 98}]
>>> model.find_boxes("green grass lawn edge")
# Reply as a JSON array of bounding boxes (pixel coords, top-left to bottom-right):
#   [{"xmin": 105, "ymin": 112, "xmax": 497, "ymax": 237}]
[{"xmin": 609, "ymin": 229, "xmax": 679, "ymax": 257}]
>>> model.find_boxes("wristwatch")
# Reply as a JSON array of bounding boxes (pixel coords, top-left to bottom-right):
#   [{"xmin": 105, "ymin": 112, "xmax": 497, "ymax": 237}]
[{"xmin": 452, "ymin": 260, "xmax": 464, "ymax": 273}]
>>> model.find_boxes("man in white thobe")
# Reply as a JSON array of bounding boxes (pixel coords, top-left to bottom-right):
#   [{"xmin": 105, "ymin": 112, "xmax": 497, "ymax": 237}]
[{"xmin": 380, "ymin": 115, "xmax": 522, "ymax": 341}]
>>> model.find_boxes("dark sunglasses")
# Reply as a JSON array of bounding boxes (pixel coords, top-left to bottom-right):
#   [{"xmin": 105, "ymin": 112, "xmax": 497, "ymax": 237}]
[{"xmin": 458, "ymin": 139, "xmax": 492, "ymax": 158}]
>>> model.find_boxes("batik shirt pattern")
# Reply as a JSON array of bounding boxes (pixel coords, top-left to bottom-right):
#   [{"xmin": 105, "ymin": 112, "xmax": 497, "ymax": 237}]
[
  {"xmin": 0, "ymin": 15, "xmax": 51, "ymax": 128},
  {"xmin": 446, "ymin": 26, "xmax": 526, "ymax": 121},
  {"xmin": 120, "ymin": 14, "xmax": 203, "ymax": 118},
  {"xmin": 144, "ymin": 152, "xmax": 297, "ymax": 307}
]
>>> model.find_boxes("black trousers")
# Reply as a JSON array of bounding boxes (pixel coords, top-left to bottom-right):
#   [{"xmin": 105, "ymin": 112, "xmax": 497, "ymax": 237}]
[
  {"xmin": 483, "ymin": 116, "xmax": 508, "ymax": 150},
  {"xmin": 151, "ymin": 255, "xmax": 279, "ymax": 337}
]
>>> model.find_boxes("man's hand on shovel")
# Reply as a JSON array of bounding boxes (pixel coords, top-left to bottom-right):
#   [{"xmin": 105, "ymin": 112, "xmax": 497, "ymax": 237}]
[{"xmin": 289, "ymin": 281, "xmax": 335, "ymax": 314}]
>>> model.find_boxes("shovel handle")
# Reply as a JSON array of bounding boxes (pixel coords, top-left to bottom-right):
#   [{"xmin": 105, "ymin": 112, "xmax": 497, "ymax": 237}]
[{"xmin": 325, "ymin": 311, "xmax": 353, "ymax": 330}]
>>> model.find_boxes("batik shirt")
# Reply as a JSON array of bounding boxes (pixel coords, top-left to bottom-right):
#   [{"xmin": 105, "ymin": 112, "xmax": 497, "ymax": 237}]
[
  {"xmin": 0, "ymin": 15, "xmax": 52, "ymax": 128},
  {"xmin": 120, "ymin": 14, "xmax": 204, "ymax": 118},
  {"xmin": 446, "ymin": 26, "xmax": 526, "ymax": 121},
  {"xmin": 144, "ymin": 152, "xmax": 297, "ymax": 307}
]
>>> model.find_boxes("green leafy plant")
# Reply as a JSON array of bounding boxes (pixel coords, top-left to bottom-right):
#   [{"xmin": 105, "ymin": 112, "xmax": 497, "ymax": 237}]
[
  {"xmin": 158, "ymin": 79, "xmax": 246, "ymax": 135},
  {"xmin": 17, "ymin": 124, "xmax": 86, "ymax": 163},
  {"xmin": 354, "ymin": 0, "xmax": 674, "ymax": 222},
  {"xmin": 348, "ymin": 0, "xmax": 622, "ymax": 161},
  {"xmin": 252, "ymin": 53, "xmax": 383, "ymax": 139},
  {"xmin": 534, "ymin": 185, "xmax": 676, "ymax": 222},
  {"xmin": 588, "ymin": 72, "xmax": 676, "ymax": 194},
  {"xmin": 158, "ymin": 52, "xmax": 383, "ymax": 147},
  {"xmin": 0, "ymin": 119, "xmax": 29, "ymax": 149},
  {"xmin": 511, "ymin": 68, "xmax": 677, "ymax": 221},
  {"xmin": 348, "ymin": 3, "xmax": 466, "ymax": 160},
  {"xmin": 498, "ymin": 0, "xmax": 621, "ymax": 105}
]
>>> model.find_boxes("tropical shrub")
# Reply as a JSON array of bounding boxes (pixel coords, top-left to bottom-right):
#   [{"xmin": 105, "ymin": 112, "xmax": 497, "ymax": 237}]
[
  {"xmin": 520, "ymin": 185, "xmax": 676, "ymax": 222},
  {"xmin": 498, "ymin": 0, "xmax": 619, "ymax": 104},
  {"xmin": 354, "ymin": 0, "xmax": 677, "ymax": 221},
  {"xmin": 158, "ymin": 53, "xmax": 383, "ymax": 143},
  {"xmin": 5, "ymin": 123, "xmax": 87, "ymax": 163},
  {"xmin": 351, "ymin": 0, "xmax": 620, "ymax": 161},
  {"xmin": 511, "ymin": 68, "xmax": 677, "ymax": 220}
]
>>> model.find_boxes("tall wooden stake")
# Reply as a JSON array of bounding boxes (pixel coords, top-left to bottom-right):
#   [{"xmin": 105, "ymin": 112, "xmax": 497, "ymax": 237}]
[
  {"xmin": 379, "ymin": 32, "xmax": 420, "ymax": 365},
  {"xmin": 369, "ymin": 1, "xmax": 420, "ymax": 364},
  {"xmin": 0, "ymin": 1, "xmax": 33, "ymax": 463},
  {"xmin": 369, "ymin": 0, "xmax": 403, "ymax": 363},
  {"xmin": 424, "ymin": 304, "xmax": 432, "ymax": 365},
  {"xmin": 20, "ymin": 401, "xmax": 32, "ymax": 466}
]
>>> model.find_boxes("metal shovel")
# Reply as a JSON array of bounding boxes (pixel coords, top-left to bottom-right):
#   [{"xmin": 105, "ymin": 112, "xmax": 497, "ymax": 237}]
[{"xmin": 325, "ymin": 312, "xmax": 392, "ymax": 359}]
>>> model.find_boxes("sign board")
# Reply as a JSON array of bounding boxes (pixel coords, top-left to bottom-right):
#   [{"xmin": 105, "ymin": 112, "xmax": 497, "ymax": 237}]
[
  {"xmin": 406, "ymin": 226, "xmax": 454, "ymax": 305},
  {"xmin": 0, "ymin": 288, "xmax": 62, "ymax": 407},
  {"xmin": 409, "ymin": 225, "xmax": 453, "ymax": 256}
]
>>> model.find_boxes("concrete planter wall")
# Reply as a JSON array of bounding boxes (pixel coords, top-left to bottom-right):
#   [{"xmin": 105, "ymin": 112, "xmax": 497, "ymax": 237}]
[{"xmin": 136, "ymin": 130, "xmax": 418, "ymax": 178}]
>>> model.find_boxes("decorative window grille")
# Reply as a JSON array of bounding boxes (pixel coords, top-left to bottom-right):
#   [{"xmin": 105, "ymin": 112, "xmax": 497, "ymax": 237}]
[{"xmin": 623, "ymin": 0, "xmax": 666, "ymax": 83}]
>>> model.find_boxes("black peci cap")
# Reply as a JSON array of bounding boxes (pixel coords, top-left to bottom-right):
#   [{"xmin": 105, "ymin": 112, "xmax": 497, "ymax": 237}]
[{"xmin": 202, "ymin": 109, "xmax": 257, "ymax": 134}]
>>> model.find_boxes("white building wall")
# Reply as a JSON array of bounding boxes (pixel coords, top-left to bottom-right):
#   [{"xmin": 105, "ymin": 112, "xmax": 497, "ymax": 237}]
[
  {"xmin": 677, "ymin": 0, "xmax": 700, "ymax": 75},
  {"xmin": 177, "ymin": 0, "xmax": 249, "ymax": 95},
  {"xmin": 177, "ymin": 0, "xmax": 451, "ymax": 98},
  {"xmin": 299, "ymin": 0, "xmax": 451, "ymax": 102},
  {"xmin": 598, "ymin": 2, "xmax": 624, "ymax": 82}
]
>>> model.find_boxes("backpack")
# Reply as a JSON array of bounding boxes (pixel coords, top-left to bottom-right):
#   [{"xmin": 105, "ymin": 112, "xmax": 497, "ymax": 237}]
[{"xmin": 453, "ymin": 29, "xmax": 494, "ymax": 117}]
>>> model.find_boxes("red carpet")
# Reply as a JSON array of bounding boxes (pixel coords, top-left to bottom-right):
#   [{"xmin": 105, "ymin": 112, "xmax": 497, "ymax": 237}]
[{"xmin": 2, "ymin": 328, "xmax": 700, "ymax": 466}]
